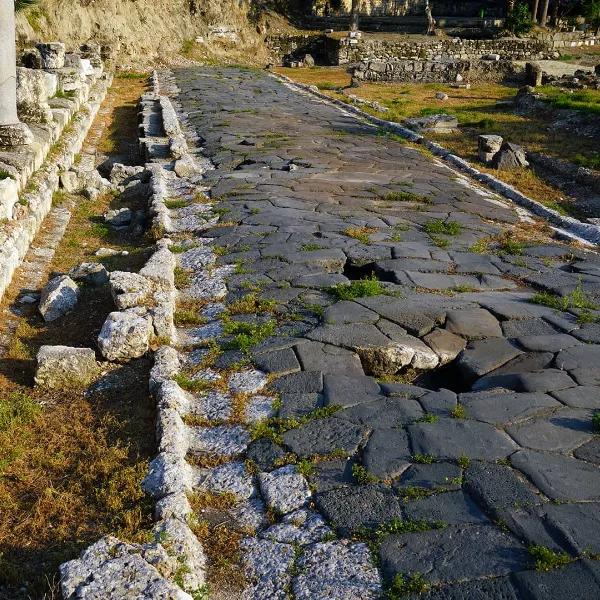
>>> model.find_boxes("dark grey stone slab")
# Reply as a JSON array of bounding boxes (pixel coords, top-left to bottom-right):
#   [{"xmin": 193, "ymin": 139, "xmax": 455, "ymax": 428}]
[
  {"xmin": 404, "ymin": 577, "xmax": 519, "ymax": 600},
  {"xmin": 419, "ymin": 389, "xmax": 458, "ymax": 416},
  {"xmin": 556, "ymin": 345, "xmax": 600, "ymax": 371},
  {"xmin": 315, "ymin": 484, "xmax": 404, "ymax": 535},
  {"xmin": 464, "ymin": 461, "xmax": 539, "ymax": 519},
  {"xmin": 569, "ymin": 366, "xmax": 600, "ymax": 386},
  {"xmin": 459, "ymin": 391, "xmax": 560, "ymax": 425},
  {"xmin": 445, "ymin": 308, "xmax": 502, "ymax": 340},
  {"xmin": 337, "ymin": 397, "xmax": 424, "ymax": 429},
  {"xmin": 489, "ymin": 352, "xmax": 554, "ymax": 376},
  {"xmin": 252, "ymin": 347, "xmax": 301, "ymax": 375},
  {"xmin": 456, "ymin": 339, "xmax": 523, "ymax": 380},
  {"xmin": 516, "ymin": 334, "xmax": 581, "ymax": 353},
  {"xmin": 394, "ymin": 462, "xmax": 462, "ymax": 492},
  {"xmin": 545, "ymin": 503, "xmax": 600, "ymax": 555},
  {"xmin": 379, "ymin": 525, "xmax": 527, "ymax": 585},
  {"xmin": 278, "ymin": 393, "xmax": 322, "ymax": 419},
  {"xmin": 552, "ymin": 386, "xmax": 600, "ymax": 409},
  {"xmin": 573, "ymin": 437, "xmax": 600, "ymax": 464},
  {"xmin": 511, "ymin": 450, "xmax": 600, "ymax": 501},
  {"xmin": 246, "ymin": 438, "xmax": 286, "ymax": 471},
  {"xmin": 323, "ymin": 373, "xmax": 381, "ymax": 408},
  {"xmin": 472, "ymin": 369, "xmax": 576, "ymax": 394},
  {"xmin": 271, "ymin": 371, "xmax": 323, "ymax": 394},
  {"xmin": 403, "ymin": 490, "xmax": 490, "ymax": 525},
  {"xmin": 572, "ymin": 323, "xmax": 600, "ymax": 343},
  {"xmin": 282, "ymin": 417, "xmax": 369, "ymax": 458},
  {"xmin": 322, "ymin": 300, "xmax": 379, "ymax": 325},
  {"xmin": 295, "ymin": 341, "xmax": 364, "ymax": 376},
  {"xmin": 362, "ymin": 428, "xmax": 412, "ymax": 479},
  {"xmin": 409, "ymin": 419, "xmax": 518, "ymax": 461},
  {"xmin": 307, "ymin": 323, "xmax": 392, "ymax": 349},
  {"xmin": 512, "ymin": 559, "xmax": 600, "ymax": 600},
  {"xmin": 380, "ymin": 383, "xmax": 429, "ymax": 398},
  {"xmin": 307, "ymin": 458, "xmax": 354, "ymax": 493},
  {"xmin": 501, "ymin": 319, "xmax": 559, "ymax": 338},
  {"xmin": 507, "ymin": 408, "xmax": 594, "ymax": 453}
]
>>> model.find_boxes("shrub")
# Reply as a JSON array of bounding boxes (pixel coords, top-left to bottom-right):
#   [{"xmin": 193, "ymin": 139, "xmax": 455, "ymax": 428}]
[{"xmin": 506, "ymin": 2, "xmax": 533, "ymax": 35}]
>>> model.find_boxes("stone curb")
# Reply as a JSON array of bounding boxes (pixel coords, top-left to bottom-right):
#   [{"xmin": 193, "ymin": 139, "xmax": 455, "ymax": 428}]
[
  {"xmin": 273, "ymin": 73, "xmax": 600, "ymax": 246},
  {"xmin": 0, "ymin": 73, "xmax": 112, "ymax": 303}
]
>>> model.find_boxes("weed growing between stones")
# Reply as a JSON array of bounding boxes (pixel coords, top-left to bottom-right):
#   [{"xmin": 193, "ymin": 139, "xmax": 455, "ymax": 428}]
[
  {"xmin": 301, "ymin": 243, "xmax": 325, "ymax": 251},
  {"xmin": 531, "ymin": 284, "xmax": 598, "ymax": 312},
  {"xmin": 174, "ymin": 299, "xmax": 209, "ymax": 326},
  {"xmin": 528, "ymin": 545, "xmax": 574, "ymax": 571},
  {"xmin": 386, "ymin": 572, "xmax": 431, "ymax": 598},
  {"xmin": 225, "ymin": 293, "xmax": 277, "ymax": 315},
  {"xmin": 0, "ymin": 169, "xmax": 12, "ymax": 180},
  {"xmin": 412, "ymin": 453, "xmax": 435, "ymax": 464},
  {"xmin": 457, "ymin": 455, "xmax": 471, "ymax": 469},
  {"xmin": 174, "ymin": 266, "xmax": 192, "ymax": 289},
  {"xmin": 382, "ymin": 191, "xmax": 431, "ymax": 204},
  {"xmin": 450, "ymin": 404, "xmax": 466, "ymax": 419},
  {"xmin": 398, "ymin": 486, "xmax": 437, "ymax": 501},
  {"xmin": 173, "ymin": 373, "xmax": 214, "ymax": 393},
  {"xmin": 423, "ymin": 220, "xmax": 462, "ymax": 236},
  {"xmin": 352, "ymin": 463, "xmax": 378, "ymax": 485},
  {"xmin": 592, "ymin": 411, "xmax": 600, "ymax": 432},
  {"xmin": 329, "ymin": 275, "xmax": 385, "ymax": 300},
  {"xmin": 165, "ymin": 198, "xmax": 191, "ymax": 209},
  {"xmin": 344, "ymin": 226, "xmax": 378, "ymax": 244},
  {"xmin": 222, "ymin": 318, "xmax": 277, "ymax": 353}
]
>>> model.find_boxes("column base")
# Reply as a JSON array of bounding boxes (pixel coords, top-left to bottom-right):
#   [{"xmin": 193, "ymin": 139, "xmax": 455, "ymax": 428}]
[{"xmin": 0, "ymin": 122, "xmax": 34, "ymax": 147}]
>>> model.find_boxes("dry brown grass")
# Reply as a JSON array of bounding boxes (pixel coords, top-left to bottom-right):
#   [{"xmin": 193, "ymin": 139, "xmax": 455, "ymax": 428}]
[{"xmin": 0, "ymin": 73, "xmax": 154, "ymax": 600}]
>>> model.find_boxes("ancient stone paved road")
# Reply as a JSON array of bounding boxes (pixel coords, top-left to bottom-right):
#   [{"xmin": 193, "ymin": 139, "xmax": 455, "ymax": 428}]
[{"xmin": 169, "ymin": 67, "xmax": 600, "ymax": 599}]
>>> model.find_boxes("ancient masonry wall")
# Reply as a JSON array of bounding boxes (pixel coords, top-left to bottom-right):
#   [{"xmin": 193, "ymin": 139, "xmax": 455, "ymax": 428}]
[{"xmin": 0, "ymin": 57, "xmax": 110, "ymax": 302}]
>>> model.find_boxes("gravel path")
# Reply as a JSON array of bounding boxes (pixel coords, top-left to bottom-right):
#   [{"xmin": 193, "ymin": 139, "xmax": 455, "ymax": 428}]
[{"xmin": 165, "ymin": 66, "xmax": 600, "ymax": 599}]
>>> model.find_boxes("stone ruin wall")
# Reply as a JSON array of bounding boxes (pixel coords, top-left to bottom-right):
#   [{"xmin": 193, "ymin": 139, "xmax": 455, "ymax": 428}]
[{"xmin": 315, "ymin": 0, "xmax": 503, "ymax": 17}]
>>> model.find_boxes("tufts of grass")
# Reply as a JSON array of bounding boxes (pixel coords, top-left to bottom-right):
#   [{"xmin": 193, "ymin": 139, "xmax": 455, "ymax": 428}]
[
  {"xmin": 173, "ymin": 373, "xmax": 213, "ymax": 393},
  {"xmin": 386, "ymin": 572, "xmax": 431, "ymax": 598},
  {"xmin": 352, "ymin": 463, "xmax": 378, "ymax": 485},
  {"xmin": 165, "ymin": 198, "xmax": 191, "ymax": 210},
  {"xmin": 52, "ymin": 89, "xmax": 75, "ymax": 100},
  {"xmin": 116, "ymin": 71, "xmax": 148, "ymax": 80},
  {"xmin": 457, "ymin": 455, "xmax": 471, "ymax": 469},
  {"xmin": 528, "ymin": 545, "xmax": 573, "ymax": 571},
  {"xmin": 592, "ymin": 411, "xmax": 600, "ymax": 432},
  {"xmin": 450, "ymin": 404, "xmax": 466, "ymax": 419},
  {"xmin": 329, "ymin": 275, "xmax": 384, "ymax": 300},
  {"xmin": 301, "ymin": 243, "xmax": 324, "ymax": 251},
  {"xmin": 174, "ymin": 266, "xmax": 192, "ymax": 289},
  {"xmin": 423, "ymin": 220, "xmax": 462, "ymax": 236},
  {"xmin": 531, "ymin": 284, "xmax": 598, "ymax": 313},
  {"xmin": 468, "ymin": 238, "xmax": 491, "ymax": 254},
  {"xmin": 226, "ymin": 294, "xmax": 276, "ymax": 315},
  {"xmin": 498, "ymin": 238, "xmax": 525, "ymax": 255},
  {"xmin": 412, "ymin": 453, "xmax": 435, "ymax": 464},
  {"xmin": 0, "ymin": 392, "xmax": 41, "ymax": 438},
  {"xmin": 344, "ymin": 226, "xmax": 378, "ymax": 244},
  {"xmin": 222, "ymin": 319, "xmax": 276, "ymax": 353},
  {"xmin": 174, "ymin": 308, "xmax": 207, "ymax": 327},
  {"xmin": 382, "ymin": 191, "xmax": 431, "ymax": 204},
  {"xmin": 416, "ymin": 414, "xmax": 438, "ymax": 424},
  {"xmin": 0, "ymin": 169, "xmax": 13, "ymax": 180}
]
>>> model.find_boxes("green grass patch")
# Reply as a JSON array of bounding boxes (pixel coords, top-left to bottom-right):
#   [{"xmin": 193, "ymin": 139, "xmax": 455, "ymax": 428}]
[
  {"xmin": 316, "ymin": 81, "xmax": 340, "ymax": 90},
  {"xmin": 352, "ymin": 463, "xmax": 378, "ymax": 485},
  {"xmin": 0, "ymin": 392, "xmax": 41, "ymax": 434},
  {"xmin": 593, "ymin": 411, "xmax": 600, "ymax": 432},
  {"xmin": 329, "ymin": 275, "xmax": 385, "ymax": 301},
  {"xmin": 222, "ymin": 319, "xmax": 276, "ymax": 353},
  {"xmin": 174, "ymin": 266, "xmax": 192, "ymax": 289},
  {"xmin": 300, "ymin": 243, "xmax": 324, "ymax": 251},
  {"xmin": 531, "ymin": 284, "xmax": 598, "ymax": 312},
  {"xmin": 412, "ymin": 453, "xmax": 435, "ymax": 464},
  {"xmin": 165, "ymin": 198, "xmax": 190, "ymax": 210},
  {"xmin": 423, "ymin": 220, "xmax": 462, "ymax": 236},
  {"xmin": 528, "ymin": 545, "xmax": 573, "ymax": 571},
  {"xmin": 226, "ymin": 294, "xmax": 277, "ymax": 315},
  {"xmin": 0, "ymin": 169, "xmax": 13, "ymax": 180},
  {"xmin": 386, "ymin": 572, "xmax": 431, "ymax": 598},
  {"xmin": 573, "ymin": 152, "xmax": 600, "ymax": 171},
  {"xmin": 382, "ymin": 191, "xmax": 431, "ymax": 204},
  {"xmin": 450, "ymin": 404, "xmax": 466, "ymax": 419},
  {"xmin": 173, "ymin": 373, "xmax": 212, "ymax": 393},
  {"xmin": 498, "ymin": 238, "xmax": 525, "ymax": 255},
  {"xmin": 174, "ymin": 309, "xmax": 207, "ymax": 327},
  {"xmin": 540, "ymin": 86, "xmax": 600, "ymax": 116},
  {"xmin": 344, "ymin": 226, "xmax": 378, "ymax": 244}
]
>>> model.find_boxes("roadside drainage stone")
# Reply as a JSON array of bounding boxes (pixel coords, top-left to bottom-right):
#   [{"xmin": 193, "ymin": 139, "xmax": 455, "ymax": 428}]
[
  {"xmin": 260, "ymin": 508, "xmax": 332, "ymax": 545},
  {"xmin": 97, "ymin": 308, "xmax": 153, "ymax": 361},
  {"xmin": 199, "ymin": 461, "xmax": 255, "ymax": 499}
]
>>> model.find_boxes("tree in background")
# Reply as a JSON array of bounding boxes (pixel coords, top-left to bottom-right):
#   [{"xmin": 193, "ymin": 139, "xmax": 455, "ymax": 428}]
[
  {"xmin": 584, "ymin": 0, "xmax": 600, "ymax": 33},
  {"xmin": 350, "ymin": 0, "xmax": 359, "ymax": 31},
  {"xmin": 506, "ymin": 1, "xmax": 534, "ymax": 32},
  {"xmin": 425, "ymin": 0, "xmax": 436, "ymax": 34}
]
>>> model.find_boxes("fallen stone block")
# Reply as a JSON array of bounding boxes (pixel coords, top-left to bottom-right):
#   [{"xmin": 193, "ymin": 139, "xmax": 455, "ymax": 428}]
[
  {"xmin": 39, "ymin": 275, "xmax": 79, "ymax": 322},
  {"xmin": 98, "ymin": 308, "xmax": 153, "ymax": 361},
  {"xmin": 37, "ymin": 42, "xmax": 66, "ymax": 69},
  {"xmin": 68, "ymin": 262, "xmax": 109, "ymax": 286},
  {"xmin": 35, "ymin": 345, "xmax": 99, "ymax": 389},
  {"xmin": 492, "ymin": 142, "xmax": 529, "ymax": 170},
  {"xmin": 478, "ymin": 134, "xmax": 503, "ymax": 164},
  {"xmin": 109, "ymin": 271, "xmax": 153, "ymax": 309}
]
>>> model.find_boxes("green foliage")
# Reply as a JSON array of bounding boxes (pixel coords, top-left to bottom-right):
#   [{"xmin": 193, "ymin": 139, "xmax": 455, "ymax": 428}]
[
  {"xmin": 423, "ymin": 220, "xmax": 462, "ymax": 236},
  {"xmin": 531, "ymin": 284, "xmax": 598, "ymax": 312},
  {"xmin": 0, "ymin": 392, "xmax": 40, "ymax": 432},
  {"xmin": 528, "ymin": 545, "xmax": 573, "ymax": 571},
  {"xmin": 352, "ymin": 463, "xmax": 378, "ymax": 484},
  {"xmin": 174, "ymin": 266, "xmax": 192, "ymax": 289},
  {"xmin": 387, "ymin": 572, "xmax": 431, "ymax": 598},
  {"xmin": 383, "ymin": 191, "xmax": 431, "ymax": 204},
  {"xmin": 592, "ymin": 411, "xmax": 600, "ymax": 432},
  {"xmin": 540, "ymin": 87, "xmax": 600, "ymax": 116},
  {"xmin": 412, "ymin": 453, "xmax": 435, "ymax": 464},
  {"xmin": 450, "ymin": 404, "xmax": 466, "ymax": 419},
  {"xmin": 52, "ymin": 89, "xmax": 75, "ymax": 100},
  {"xmin": 583, "ymin": 0, "xmax": 600, "ymax": 32},
  {"xmin": 498, "ymin": 238, "xmax": 525, "ymax": 255},
  {"xmin": 222, "ymin": 319, "xmax": 276, "ymax": 353},
  {"xmin": 505, "ymin": 2, "xmax": 533, "ymax": 35},
  {"xmin": 15, "ymin": 0, "xmax": 38, "ymax": 12},
  {"xmin": 116, "ymin": 71, "xmax": 149, "ymax": 80},
  {"xmin": 165, "ymin": 198, "xmax": 190, "ymax": 210},
  {"xmin": 417, "ymin": 414, "xmax": 439, "ymax": 424},
  {"xmin": 573, "ymin": 152, "xmax": 600, "ymax": 171},
  {"xmin": 329, "ymin": 275, "xmax": 385, "ymax": 300},
  {"xmin": 316, "ymin": 82, "xmax": 339, "ymax": 90},
  {"xmin": 0, "ymin": 170, "xmax": 13, "ymax": 180},
  {"xmin": 301, "ymin": 243, "xmax": 324, "ymax": 251},
  {"xmin": 457, "ymin": 455, "xmax": 471, "ymax": 469},
  {"xmin": 173, "ymin": 373, "xmax": 212, "ymax": 393}
]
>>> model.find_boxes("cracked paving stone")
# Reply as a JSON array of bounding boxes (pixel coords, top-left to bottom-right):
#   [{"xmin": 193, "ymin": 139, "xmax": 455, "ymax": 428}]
[
  {"xmin": 258, "ymin": 465, "xmax": 311, "ymax": 514},
  {"xmin": 574, "ymin": 437, "xmax": 600, "ymax": 464},
  {"xmin": 231, "ymin": 498, "xmax": 269, "ymax": 532},
  {"xmin": 245, "ymin": 395, "xmax": 276, "ymax": 423},
  {"xmin": 315, "ymin": 484, "xmax": 404, "ymax": 536},
  {"xmin": 404, "ymin": 576, "xmax": 519, "ymax": 600},
  {"xmin": 551, "ymin": 385, "xmax": 600, "ymax": 409},
  {"xmin": 394, "ymin": 462, "xmax": 463, "ymax": 492},
  {"xmin": 283, "ymin": 417, "xmax": 370, "ymax": 458},
  {"xmin": 379, "ymin": 524, "xmax": 527, "ymax": 585},
  {"xmin": 422, "ymin": 328, "xmax": 466, "ymax": 365},
  {"xmin": 472, "ymin": 369, "xmax": 576, "ymax": 394},
  {"xmin": 251, "ymin": 347, "xmax": 301, "ymax": 376},
  {"xmin": 511, "ymin": 450, "xmax": 600, "ymax": 501},
  {"xmin": 463, "ymin": 461, "xmax": 540, "ymax": 519},
  {"xmin": 456, "ymin": 338, "xmax": 523, "ymax": 380},
  {"xmin": 295, "ymin": 341, "xmax": 364, "ymax": 376},
  {"xmin": 307, "ymin": 458, "xmax": 355, "ymax": 493},
  {"xmin": 516, "ymin": 333, "xmax": 581, "ymax": 353},
  {"xmin": 322, "ymin": 373, "xmax": 381, "ymax": 408},
  {"xmin": 419, "ymin": 389, "xmax": 457, "ymax": 416},
  {"xmin": 323, "ymin": 301, "xmax": 380, "ymax": 325},
  {"xmin": 246, "ymin": 438, "xmax": 286, "ymax": 471},
  {"xmin": 278, "ymin": 392, "xmax": 322, "ymax": 419},
  {"xmin": 409, "ymin": 418, "xmax": 518, "ymax": 461},
  {"xmin": 292, "ymin": 541, "xmax": 382, "ymax": 600},
  {"xmin": 271, "ymin": 371, "xmax": 323, "ymax": 394},
  {"xmin": 337, "ymin": 397, "xmax": 424, "ymax": 428},
  {"xmin": 445, "ymin": 308, "xmax": 502, "ymax": 340},
  {"xmin": 362, "ymin": 428, "xmax": 412, "ymax": 479},
  {"xmin": 543, "ymin": 502, "xmax": 600, "ymax": 555}
]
